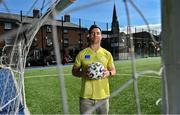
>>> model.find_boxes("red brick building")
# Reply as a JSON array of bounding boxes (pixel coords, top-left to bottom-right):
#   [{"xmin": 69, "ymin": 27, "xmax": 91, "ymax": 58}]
[
  {"xmin": 0, "ymin": 8, "xmax": 160, "ymax": 66},
  {"xmin": 0, "ymin": 10, "xmax": 88, "ymax": 66}
]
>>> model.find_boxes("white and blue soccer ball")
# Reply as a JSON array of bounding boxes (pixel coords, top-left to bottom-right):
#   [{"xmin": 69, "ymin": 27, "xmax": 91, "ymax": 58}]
[{"xmin": 87, "ymin": 62, "xmax": 104, "ymax": 80}]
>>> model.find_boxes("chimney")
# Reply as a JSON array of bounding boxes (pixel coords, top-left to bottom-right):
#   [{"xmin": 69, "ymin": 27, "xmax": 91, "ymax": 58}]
[
  {"xmin": 64, "ymin": 14, "xmax": 70, "ymax": 22},
  {"xmin": 33, "ymin": 9, "xmax": 40, "ymax": 18}
]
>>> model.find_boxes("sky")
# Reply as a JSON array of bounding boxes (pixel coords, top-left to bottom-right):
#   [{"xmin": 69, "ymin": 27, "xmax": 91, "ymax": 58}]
[{"xmin": 0, "ymin": 0, "xmax": 161, "ymax": 33}]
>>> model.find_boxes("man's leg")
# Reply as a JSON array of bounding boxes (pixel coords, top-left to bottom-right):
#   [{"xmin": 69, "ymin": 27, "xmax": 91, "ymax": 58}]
[
  {"xmin": 79, "ymin": 98, "xmax": 94, "ymax": 114},
  {"xmin": 96, "ymin": 98, "xmax": 109, "ymax": 114}
]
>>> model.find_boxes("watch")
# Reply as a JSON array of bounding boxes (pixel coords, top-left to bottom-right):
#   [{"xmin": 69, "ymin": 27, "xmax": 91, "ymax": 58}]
[{"xmin": 109, "ymin": 71, "xmax": 112, "ymax": 76}]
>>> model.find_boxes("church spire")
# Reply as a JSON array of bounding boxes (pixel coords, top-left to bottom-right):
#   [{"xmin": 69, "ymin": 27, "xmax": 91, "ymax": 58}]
[
  {"xmin": 112, "ymin": 4, "xmax": 118, "ymax": 22},
  {"xmin": 111, "ymin": 3, "xmax": 119, "ymax": 34}
]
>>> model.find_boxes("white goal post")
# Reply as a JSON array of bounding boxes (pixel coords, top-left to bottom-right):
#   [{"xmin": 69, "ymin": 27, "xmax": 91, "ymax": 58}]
[{"xmin": 162, "ymin": 0, "xmax": 180, "ymax": 113}]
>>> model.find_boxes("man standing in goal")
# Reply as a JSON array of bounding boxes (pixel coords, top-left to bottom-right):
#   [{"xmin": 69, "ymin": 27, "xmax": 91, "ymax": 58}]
[{"xmin": 72, "ymin": 24, "xmax": 116, "ymax": 114}]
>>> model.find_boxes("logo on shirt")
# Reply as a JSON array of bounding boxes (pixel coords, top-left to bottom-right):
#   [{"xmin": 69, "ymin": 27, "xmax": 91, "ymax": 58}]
[
  {"xmin": 85, "ymin": 55, "xmax": 90, "ymax": 59},
  {"xmin": 99, "ymin": 56, "xmax": 107, "ymax": 62}
]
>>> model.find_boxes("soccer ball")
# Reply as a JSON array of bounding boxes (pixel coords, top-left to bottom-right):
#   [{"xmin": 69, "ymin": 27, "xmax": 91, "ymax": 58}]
[{"xmin": 87, "ymin": 62, "xmax": 104, "ymax": 80}]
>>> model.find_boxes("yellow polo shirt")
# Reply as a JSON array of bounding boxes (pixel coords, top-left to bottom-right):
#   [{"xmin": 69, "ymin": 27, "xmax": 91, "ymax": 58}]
[{"xmin": 74, "ymin": 47, "xmax": 115, "ymax": 99}]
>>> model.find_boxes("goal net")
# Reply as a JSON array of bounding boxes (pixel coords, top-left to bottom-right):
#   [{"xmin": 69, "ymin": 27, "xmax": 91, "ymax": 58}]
[
  {"xmin": 0, "ymin": 0, "xmax": 75, "ymax": 114},
  {"xmin": 1, "ymin": 0, "xmax": 176, "ymax": 114}
]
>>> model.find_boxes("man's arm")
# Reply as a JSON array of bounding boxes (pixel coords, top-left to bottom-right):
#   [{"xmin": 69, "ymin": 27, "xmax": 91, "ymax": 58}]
[
  {"xmin": 103, "ymin": 66, "xmax": 116, "ymax": 78},
  {"xmin": 108, "ymin": 66, "xmax": 116, "ymax": 76},
  {"xmin": 72, "ymin": 65, "xmax": 81, "ymax": 77},
  {"xmin": 72, "ymin": 65, "xmax": 87, "ymax": 78}
]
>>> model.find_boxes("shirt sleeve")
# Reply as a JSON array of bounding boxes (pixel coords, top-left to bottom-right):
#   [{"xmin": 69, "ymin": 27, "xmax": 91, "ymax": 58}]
[
  {"xmin": 74, "ymin": 52, "xmax": 81, "ymax": 67},
  {"xmin": 107, "ymin": 53, "xmax": 115, "ymax": 68}
]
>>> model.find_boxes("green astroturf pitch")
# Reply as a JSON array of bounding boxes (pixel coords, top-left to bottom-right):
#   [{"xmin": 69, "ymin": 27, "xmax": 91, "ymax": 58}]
[{"xmin": 24, "ymin": 57, "xmax": 162, "ymax": 114}]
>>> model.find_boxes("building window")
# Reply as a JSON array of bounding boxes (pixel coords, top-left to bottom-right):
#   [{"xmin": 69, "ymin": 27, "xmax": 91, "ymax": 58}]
[
  {"xmin": 4, "ymin": 23, "xmax": 12, "ymax": 30},
  {"xmin": 63, "ymin": 29, "xmax": 68, "ymax": 33},
  {"xmin": 78, "ymin": 39, "xmax": 83, "ymax": 48},
  {"xmin": 63, "ymin": 38, "xmax": 69, "ymax": 47},
  {"xmin": 46, "ymin": 25, "xmax": 52, "ymax": 32},
  {"xmin": 46, "ymin": 36, "xmax": 53, "ymax": 46},
  {"xmin": 4, "ymin": 36, "xmax": 13, "ymax": 45},
  {"xmin": 34, "ymin": 50, "xmax": 40, "ymax": 60}
]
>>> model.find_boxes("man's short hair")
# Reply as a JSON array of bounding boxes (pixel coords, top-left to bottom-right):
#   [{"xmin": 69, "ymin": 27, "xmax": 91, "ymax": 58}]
[{"xmin": 88, "ymin": 24, "xmax": 102, "ymax": 34}]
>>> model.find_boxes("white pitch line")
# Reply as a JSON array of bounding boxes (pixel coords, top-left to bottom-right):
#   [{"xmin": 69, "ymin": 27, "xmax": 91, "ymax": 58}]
[
  {"xmin": 25, "ymin": 73, "xmax": 161, "ymax": 79},
  {"xmin": 25, "ymin": 74, "xmax": 72, "ymax": 79}
]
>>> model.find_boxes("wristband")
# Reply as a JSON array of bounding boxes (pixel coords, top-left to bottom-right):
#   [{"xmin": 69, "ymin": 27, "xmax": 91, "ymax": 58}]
[{"xmin": 109, "ymin": 71, "xmax": 112, "ymax": 76}]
